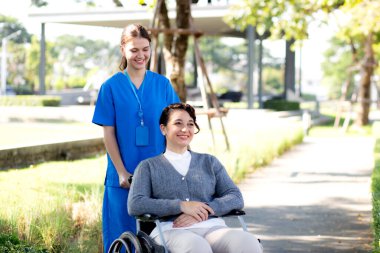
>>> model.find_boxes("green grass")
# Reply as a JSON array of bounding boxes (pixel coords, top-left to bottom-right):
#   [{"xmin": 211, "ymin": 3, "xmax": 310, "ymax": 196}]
[
  {"xmin": 308, "ymin": 113, "xmax": 373, "ymax": 137},
  {"xmin": 0, "ymin": 157, "xmax": 106, "ymax": 252},
  {"xmin": 0, "ymin": 233, "xmax": 48, "ymax": 252},
  {"xmin": 372, "ymin": 122, "xmax": 380, "ymax": 252},
  {"xmin": 219, "ymin": 121, "xmax": 304, "ymax": 182}
]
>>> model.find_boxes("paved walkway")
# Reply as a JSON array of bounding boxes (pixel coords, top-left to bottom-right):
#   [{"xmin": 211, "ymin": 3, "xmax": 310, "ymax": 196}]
[{"xmin": 233, "ymin": 135, "xmax": 374, "ymax": 252}]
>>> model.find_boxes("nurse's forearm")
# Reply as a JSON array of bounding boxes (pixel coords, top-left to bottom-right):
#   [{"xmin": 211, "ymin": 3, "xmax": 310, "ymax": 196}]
[{"xmin": 103, "ymin": 126, "xmax": 131, "ymax": 182}]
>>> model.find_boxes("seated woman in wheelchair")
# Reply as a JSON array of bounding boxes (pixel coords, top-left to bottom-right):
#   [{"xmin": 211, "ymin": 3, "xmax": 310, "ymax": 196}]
[{"xmin": 128, "ymin": 103, "xmax": 263, "ymax": 253}]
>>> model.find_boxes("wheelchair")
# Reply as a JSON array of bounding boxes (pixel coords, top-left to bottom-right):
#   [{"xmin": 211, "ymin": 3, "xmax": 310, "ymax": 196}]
[{"xmin": 108, "ymin": 209, "xmax": 256, "ymax": 253}]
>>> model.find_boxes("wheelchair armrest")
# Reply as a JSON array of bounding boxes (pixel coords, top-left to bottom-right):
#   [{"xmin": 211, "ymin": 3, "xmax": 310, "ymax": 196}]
[
  {"xmin": 208, "ymin": 209, "xmax": 246, "ymax": 218},
  {"xmin": 136, "ymin": 209, "xmax": 245, "ymax": 222},
  {"xmin": 136, "ymin": 213, "xmax": 178, "ymax": 222},
  {"xmin": 221, "ymin": 209, "xmax": 246, "ymax": 217},
  {"xmin": 136, "ymin": 213, "xmax": 160, "ymax": 222}
]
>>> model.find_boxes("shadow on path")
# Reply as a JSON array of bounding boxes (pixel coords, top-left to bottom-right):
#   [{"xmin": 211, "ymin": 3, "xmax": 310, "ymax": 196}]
[{"xmin": 233, "ymin": 136, "xmax": 374, "ymax": 252}]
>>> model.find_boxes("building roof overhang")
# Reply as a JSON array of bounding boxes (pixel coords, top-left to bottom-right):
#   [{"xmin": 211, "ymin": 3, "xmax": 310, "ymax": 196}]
[{"xmin": 28, "ymin": 4, "xmax": 245, "ymax": 37}]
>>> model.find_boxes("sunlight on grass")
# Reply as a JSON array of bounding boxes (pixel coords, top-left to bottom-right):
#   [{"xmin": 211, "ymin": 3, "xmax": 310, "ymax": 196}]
[
  {"xmin": 308, "ymin": 114, "xmax": 372, "ymax": 137},
  {"xmin": 371, "ymin": 121, "xmax": 380, "ymax": 252},
  {"xmin": 0, "ymin": 156, "xmax": 106, "ymax": 252}
]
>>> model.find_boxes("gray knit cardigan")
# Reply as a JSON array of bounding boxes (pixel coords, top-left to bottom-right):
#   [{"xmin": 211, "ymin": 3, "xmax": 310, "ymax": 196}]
[{"xmin": 128, "ymin": 151, "xmax": 244, "ymax": 218}]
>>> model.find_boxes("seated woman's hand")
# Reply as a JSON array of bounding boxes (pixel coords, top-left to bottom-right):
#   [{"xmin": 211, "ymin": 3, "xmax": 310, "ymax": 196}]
[
  {"xmin": 180, "ymin": 201, "xmax": 215, "ymax": 222},
  {"xmin": 173, "ymin": 213, "xmax": 199, "ymax": 228}
]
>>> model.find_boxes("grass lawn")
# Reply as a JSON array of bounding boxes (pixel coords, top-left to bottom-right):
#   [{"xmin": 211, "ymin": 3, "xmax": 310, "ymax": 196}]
[
  {"xmin": 308, "ymin": 115, "xmax": 373, "ymax": 137},
  {"xmin": 0, "ymin": 156, "xmax": 106, "ymax": 252}
]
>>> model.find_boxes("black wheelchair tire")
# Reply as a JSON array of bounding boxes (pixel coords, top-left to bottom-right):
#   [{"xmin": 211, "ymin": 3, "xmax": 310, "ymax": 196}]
[
  {"xmin": 108, "ymin": 231, "xmax": 143, "ymax": 253},
  {"xmin": 137, "ymin": 231, "xmax": 166, "ymax": 253},
  {"xmin": 120, "ymin": 231, "xmax": 143, "ymax": 253},
  {"xmin": 108, "ymin": 238, "xmax": 132, "ymax": 253},
  {"xmin": 137, "ymin": 231, "xmax": 154, "ymax": 253}
]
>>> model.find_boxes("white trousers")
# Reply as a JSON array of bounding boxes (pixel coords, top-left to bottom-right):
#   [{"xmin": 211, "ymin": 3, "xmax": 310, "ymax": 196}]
[{"xmin": 153, "ymin": 226, "xmax": 263, "ymax": 253}]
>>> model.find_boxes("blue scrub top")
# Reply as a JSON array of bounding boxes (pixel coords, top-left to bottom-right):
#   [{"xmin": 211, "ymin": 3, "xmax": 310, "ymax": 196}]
[{"xmin": 92, "ymin": 71, "xmax": 180, "ymax": 187}]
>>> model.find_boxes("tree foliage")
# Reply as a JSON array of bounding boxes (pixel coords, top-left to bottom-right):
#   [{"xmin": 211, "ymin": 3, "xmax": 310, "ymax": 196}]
[
  {"xmin": 25, "ymin": 36, "xmax": 57, "ymax": 92},
  {"xmin": 0, "ymin": 15, "xmax": 32, "ymax": 93},
  {"xmin": 51, "ymin": 35, "xmax": 119, "ymax": 89},
  {"xmin": 0, "ymin": 15, "xmax": 31, "ymax": 44},
  {"xmin": 226, "ymin": 0, "xmax": 380, "ymax": 126},
  {"xmin": 30, "ymin": 0, "xmax": 48, "ymax": 7},
  {"xmin": 196, "ymin": 37, "xmax": 283, "ymax": 94},
  {"xmin": 335, "ymin": 0, "xmax": 380, "ymax": 125},
  {"xmin": 224, "ymin": 0, "xmax": 343, "ymax": 41},
  {"xmin": 321, "ymin": 36, "xmax": 358, "ymax": 99},
  {"xmin": 1, "ymin": 12, "xmax": 121, "ymax": 94}
]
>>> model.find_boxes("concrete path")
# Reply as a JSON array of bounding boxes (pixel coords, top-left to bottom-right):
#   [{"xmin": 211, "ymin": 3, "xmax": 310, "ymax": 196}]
[{"xmin": 233, "ymin": 136, "xmax": 374, "ymax": 253}]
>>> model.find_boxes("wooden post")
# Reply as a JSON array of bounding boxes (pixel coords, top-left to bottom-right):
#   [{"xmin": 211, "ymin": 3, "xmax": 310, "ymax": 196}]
[{"xmin": 147, "ymin": 0, "xmax": 230, "ymax": 150}]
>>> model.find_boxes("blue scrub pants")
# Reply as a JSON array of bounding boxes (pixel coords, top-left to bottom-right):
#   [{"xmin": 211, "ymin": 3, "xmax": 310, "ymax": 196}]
[{"xmin": 102, "ymin": 186, "xmax": 136, "ymax": 253}]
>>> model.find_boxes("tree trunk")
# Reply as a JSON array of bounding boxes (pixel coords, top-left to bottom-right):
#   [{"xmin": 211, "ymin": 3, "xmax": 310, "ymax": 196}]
[
  {"xmin": 284, "ymin": 39, "xmax": 296, "ymax": 100},
  {"xmin": 356, "ymin": 33, "xmax": 376, "ymax": 126},
  {"xmin": 157, "ymin": 0, "xmax": 190, "ymax": 102},
  {"xmin": 168, "ymin": 0, "xmax": 190, "ymax": 102},
  {"xmin": 158, "ymin": 0, "xmax": 173, "ymax": 57}
]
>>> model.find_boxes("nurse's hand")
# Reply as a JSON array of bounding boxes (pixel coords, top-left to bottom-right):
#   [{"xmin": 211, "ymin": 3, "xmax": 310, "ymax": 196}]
[{"xmin": 119, "ymin": 172, "xmax": 131, "ymax": 189}]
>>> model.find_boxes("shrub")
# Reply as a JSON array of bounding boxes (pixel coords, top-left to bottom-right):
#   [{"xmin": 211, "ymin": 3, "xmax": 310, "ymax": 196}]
[
  {"xmin": 0, "ymin": 96, "xmax": 61, "ymax": 107},
  {"xmin": 67, "ymin": 77, "xmax": 87, "ymax": 89},
  {"xmin": 13, "ymin": 85, "xmax": 34, "ymax": 95},
  {"xmin": 0, "ymin": 234, "xmax": 48, "ymax": 253},
  {"xmin": 41, "ymin": 98, "xmax": 61, "ymax": 107},
  {"xmin": 263, "ymin": 99, "xmax": 300, "ymax": 111}
]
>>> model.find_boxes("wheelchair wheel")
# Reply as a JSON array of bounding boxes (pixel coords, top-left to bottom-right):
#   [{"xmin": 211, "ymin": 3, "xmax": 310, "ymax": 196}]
[
  {"xmin": 108, "ymin": 231, "xmax": 143, "ymax": 253},
  {"xmin": 137, "ymin": 231, "xmax": 166, "ymax": 253},
  {"xmin": 108, "ymin": 238, "xmax": 132, "ymax": 253}
]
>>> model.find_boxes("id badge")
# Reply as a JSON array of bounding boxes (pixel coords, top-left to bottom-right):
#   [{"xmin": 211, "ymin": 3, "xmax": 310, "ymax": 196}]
[{"xmin": 136, "ymin": 126, "xmax": 149, "ymax": 146}]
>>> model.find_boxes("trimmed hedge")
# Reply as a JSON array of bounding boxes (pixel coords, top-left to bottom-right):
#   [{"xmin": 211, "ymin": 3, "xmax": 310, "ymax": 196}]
[
  {"xmin": 0, "ymin": 95, "xmax": 61, "ymax": 107},
  {"xmin": 263, "ymin": 99, "xmax": 300, "ymax": 111}
]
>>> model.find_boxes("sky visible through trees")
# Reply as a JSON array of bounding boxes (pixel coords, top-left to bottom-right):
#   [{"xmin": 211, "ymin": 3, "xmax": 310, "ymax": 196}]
[{"xmin": 0, "ymin": 0, "xmax": 335, "ymax": 98}]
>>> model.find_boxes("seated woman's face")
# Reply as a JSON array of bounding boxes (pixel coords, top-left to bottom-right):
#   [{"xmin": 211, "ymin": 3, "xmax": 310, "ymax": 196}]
[{"xmin": 161, "ymin": 110, "xmax": 196, "ymax": 151}]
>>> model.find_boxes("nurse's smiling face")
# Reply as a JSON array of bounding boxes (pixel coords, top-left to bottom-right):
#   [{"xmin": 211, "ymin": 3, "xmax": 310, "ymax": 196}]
[{"xmin": 121, "ymin": 37, "xmax": 151, "ymax": 71}]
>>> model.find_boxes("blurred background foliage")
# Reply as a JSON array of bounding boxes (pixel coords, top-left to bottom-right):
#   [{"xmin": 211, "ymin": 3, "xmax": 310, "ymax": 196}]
[
  {"xmin": 0, "ymin": 15, "xmax": 286, "ymax": 99},
  {"xmin": 1, "ymin": 0, "xmax": 380, "ymax": 105}
]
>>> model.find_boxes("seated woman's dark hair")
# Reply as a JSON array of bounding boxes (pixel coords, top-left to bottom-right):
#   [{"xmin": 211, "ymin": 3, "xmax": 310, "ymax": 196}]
[{"xmin": 159, "ymin": 103, "xmax": 200, "ymax": 134}]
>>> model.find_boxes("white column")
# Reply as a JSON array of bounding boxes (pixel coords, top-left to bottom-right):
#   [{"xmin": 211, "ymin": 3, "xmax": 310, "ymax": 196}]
[
  {"xmin": 1, "ymin": 38, "xmax": 6, "ymax": 95},
  {"xmin": 247, "ymin": 25, "xmax": 256, "ymax": 109},
  {"xmin": 1, "ymin": 30, "xmax": 21, "ymax": 96}
]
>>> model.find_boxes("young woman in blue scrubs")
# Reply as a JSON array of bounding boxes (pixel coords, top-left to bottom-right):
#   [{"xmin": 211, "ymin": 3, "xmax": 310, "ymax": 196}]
[{"xmin": 92, "ymin": 24, "xmax": 179, "ymax": 252}]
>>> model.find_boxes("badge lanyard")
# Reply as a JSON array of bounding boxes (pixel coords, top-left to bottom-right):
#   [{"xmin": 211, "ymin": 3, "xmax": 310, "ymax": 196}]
[
  {"xmin": 124, "ymin": 70, "xmax": 149, "ymax": 146},
  {"xmin": 124, "ymin": 70, "xmax": 146, "ymax": 126}
]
